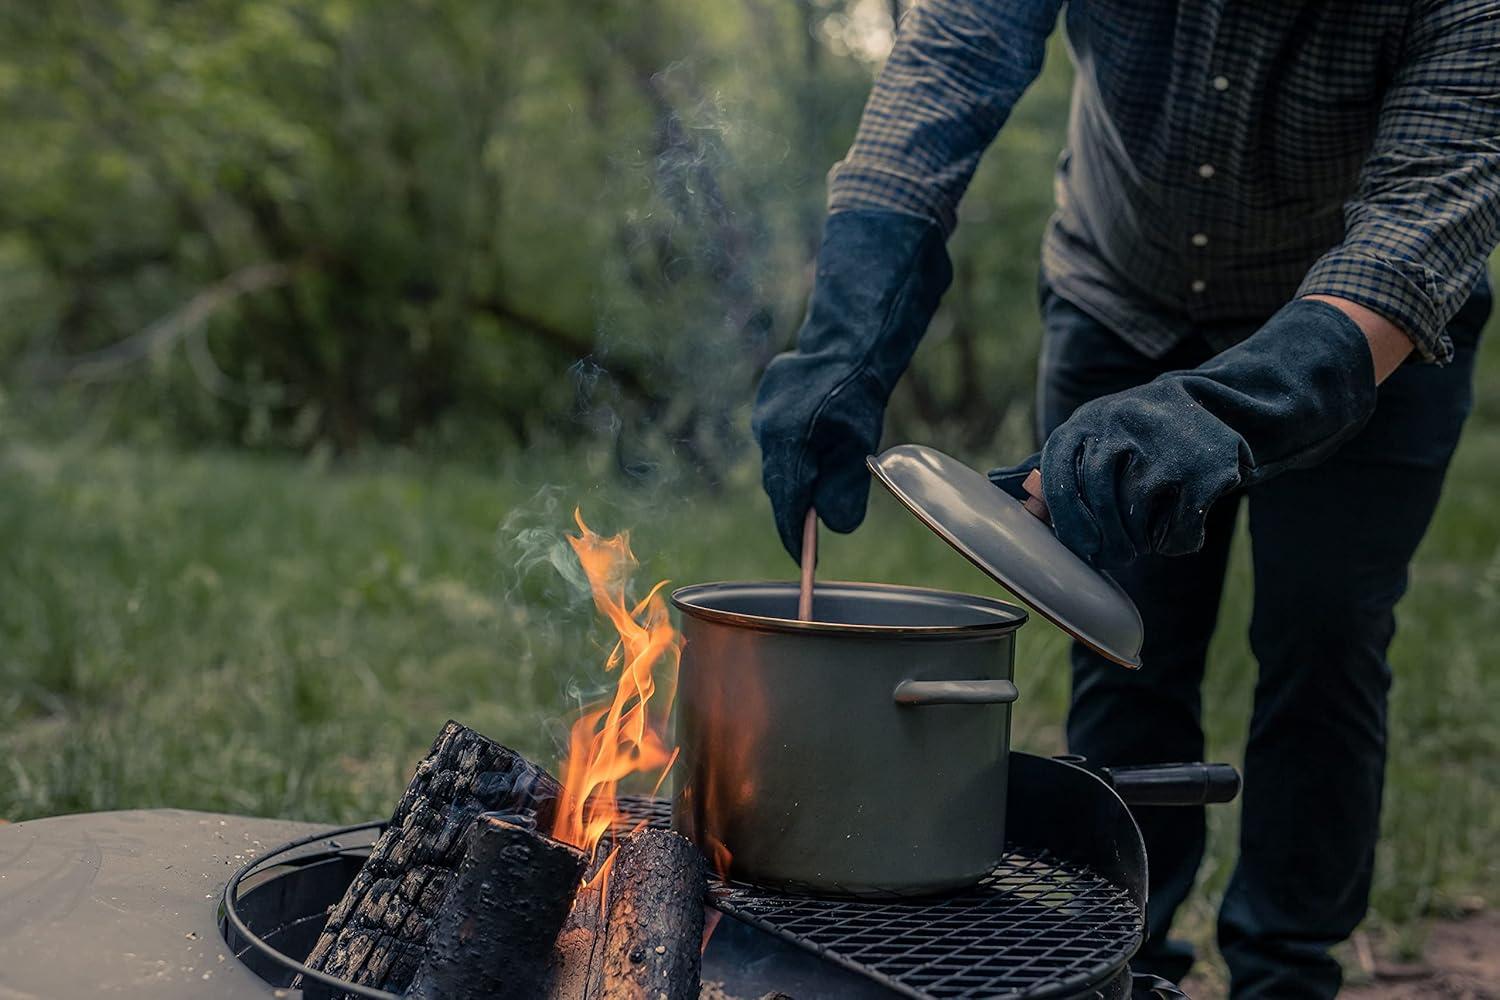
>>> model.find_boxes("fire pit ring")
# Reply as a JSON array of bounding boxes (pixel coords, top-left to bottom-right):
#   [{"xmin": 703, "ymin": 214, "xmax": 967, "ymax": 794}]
[{"xmin": 219, "ymin": 820, "xmax": 398, "ymax": 1000}]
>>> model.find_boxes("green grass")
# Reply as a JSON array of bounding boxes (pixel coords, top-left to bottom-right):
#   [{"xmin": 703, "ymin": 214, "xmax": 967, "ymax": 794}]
[{"xmin": 3, "ymin": 336, "xmax": 1498, "ymax": 978}]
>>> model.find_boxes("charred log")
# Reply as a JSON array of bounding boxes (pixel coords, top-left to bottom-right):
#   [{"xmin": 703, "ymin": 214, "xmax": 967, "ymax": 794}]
[
  {"xmin": 598, "ymin": 829, "xmax": 707, "ymax": 1000},
  {"xmin": 407, "ymin": 813, "xmax": 586, "ymax": 1000},
  {"xmin": 547, "ymin": 872, "xmax": 608, "ymax": 999},
  {"xmin": 300, "ymin": 721, "xmax": 563, "ymax": 993},
  {"xmin": 549, "ymin": 828, "xmax": 707, "ymax": 1000}
]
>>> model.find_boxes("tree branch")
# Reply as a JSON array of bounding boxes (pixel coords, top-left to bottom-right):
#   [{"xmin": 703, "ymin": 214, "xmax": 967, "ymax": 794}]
[{"xmin": 36, "ymin": 260, "xmax": 304, "ymax": 383}]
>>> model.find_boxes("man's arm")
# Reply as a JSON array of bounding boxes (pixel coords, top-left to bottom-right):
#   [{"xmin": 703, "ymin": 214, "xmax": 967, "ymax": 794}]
[
  {"xmin": 829, "ymin": 0, "xmax": 1064, "ymax": 232},
  {"xmin": 995, "ymin": 1, "xmax": 1500, "ymax": 563},
  {"xmin": 1298, "ymin": 0, "xmax": 1500, "ymax": 366},
  {"xmin": 1304, "ymin": 296, "xmax": 1414, "ymax": 384},
  {"xmin": 752, "ymin": 1, "xmax": 1064, "ymax": 559}
]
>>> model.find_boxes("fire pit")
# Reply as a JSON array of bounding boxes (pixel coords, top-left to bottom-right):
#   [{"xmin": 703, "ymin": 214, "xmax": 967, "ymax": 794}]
[{"xmin": 212, "ymin": 751, "xmax": 1223, "ymax": 999}]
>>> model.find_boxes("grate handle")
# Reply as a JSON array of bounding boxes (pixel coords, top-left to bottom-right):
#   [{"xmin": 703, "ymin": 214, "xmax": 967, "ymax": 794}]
[{"xmin": 1103, "ymin": 762, "xmax": 1241, "ymax": 806}]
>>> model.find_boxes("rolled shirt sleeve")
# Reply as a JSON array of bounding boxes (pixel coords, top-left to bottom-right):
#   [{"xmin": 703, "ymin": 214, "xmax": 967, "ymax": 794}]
[
  {"xmin": 1298, "ymin": 0, "xmax": 1500, "ymax": 363},
  {"xmin": 828, "ymin": 0, "xmax": 1063, "ymax": 234}
]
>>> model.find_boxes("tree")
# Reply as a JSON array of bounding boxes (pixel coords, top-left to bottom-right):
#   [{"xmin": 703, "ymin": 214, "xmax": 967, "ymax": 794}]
[{"xmin": 0, "ymin": 0, "xmax": 1071, "ymax": 471}]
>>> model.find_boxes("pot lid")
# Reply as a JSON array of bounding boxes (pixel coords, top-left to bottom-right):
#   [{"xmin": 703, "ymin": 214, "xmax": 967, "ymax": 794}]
[{"xmin": 867, "ymin": 444, "xmax": 1143, "ymax": 668}]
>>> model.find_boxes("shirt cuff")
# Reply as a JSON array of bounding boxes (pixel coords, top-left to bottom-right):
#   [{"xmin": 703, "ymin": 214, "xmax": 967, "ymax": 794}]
[
  {"xmin": 1296, "ymin": 249, "xmax": 1451, "ymax": 364},
  {"xmin": 827, "ymin": 160, "xmax": 958, "ymax": 235}
]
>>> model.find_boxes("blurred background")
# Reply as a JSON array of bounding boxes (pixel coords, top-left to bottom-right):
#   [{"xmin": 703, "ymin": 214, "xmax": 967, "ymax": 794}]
[{"xmin": 1, "ymin": 1, "xmax": 1495, "ymax": 990}]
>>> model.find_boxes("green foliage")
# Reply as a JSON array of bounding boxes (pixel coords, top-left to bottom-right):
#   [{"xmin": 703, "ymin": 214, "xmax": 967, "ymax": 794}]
[{"xmin": 0, "ymin": 1, "xmax": 1067, "ymax": 467}]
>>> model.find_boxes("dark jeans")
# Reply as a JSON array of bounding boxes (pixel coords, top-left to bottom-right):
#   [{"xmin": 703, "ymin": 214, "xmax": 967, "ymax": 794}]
[{"xmin": 1035, "ymin": 281, "xmax": 1488, "ymax": 999}]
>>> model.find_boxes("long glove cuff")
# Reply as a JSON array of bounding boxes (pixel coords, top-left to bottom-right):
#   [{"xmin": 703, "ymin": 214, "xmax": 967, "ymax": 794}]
[
  {"xmin": 793, "ymin": 208, "xmax": 953, "ymax": 386},
  {"xmin": 1175, "ymin": 297, "xmax": 1378, "ymax": 483}
]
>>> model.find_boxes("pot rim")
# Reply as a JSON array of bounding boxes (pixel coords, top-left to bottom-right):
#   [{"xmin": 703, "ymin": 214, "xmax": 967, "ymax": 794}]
[{"xmin": 670, "ymin": 579, "xmax": 1028, "ymax": 637}]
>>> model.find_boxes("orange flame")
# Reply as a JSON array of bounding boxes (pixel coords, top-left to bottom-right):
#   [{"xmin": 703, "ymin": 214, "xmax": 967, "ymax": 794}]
[{"xmin": 551, "ymin": 510, "xmax": 681, "ymax": 864}]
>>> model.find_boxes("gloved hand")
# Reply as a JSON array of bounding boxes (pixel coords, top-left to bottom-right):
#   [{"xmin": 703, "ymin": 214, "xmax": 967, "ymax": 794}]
[
  {"xmin": 752, "ymin": 209, "xmax": 952, "ymax": 561},
  {"xmin": 990, "ymin": 298, "xmax": 1377, "ymax": 564}
]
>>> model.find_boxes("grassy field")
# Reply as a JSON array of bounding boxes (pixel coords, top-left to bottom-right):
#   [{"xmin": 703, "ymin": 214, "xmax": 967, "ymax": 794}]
[{"xmin": 3, "ymin": 335, "xmax": 1498, "ymax": 981}]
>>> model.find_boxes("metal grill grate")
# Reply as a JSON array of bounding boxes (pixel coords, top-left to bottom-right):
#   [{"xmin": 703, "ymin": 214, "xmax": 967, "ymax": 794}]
[{"xmin": 618, "ymin": 796, "xmax": 1140, "ymax": 1000}]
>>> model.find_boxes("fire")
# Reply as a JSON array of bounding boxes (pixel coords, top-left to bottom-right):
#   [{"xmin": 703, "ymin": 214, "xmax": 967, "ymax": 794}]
[{"xmin": 551, "ymin": 510, "xmax": 681, "ymax": 865}]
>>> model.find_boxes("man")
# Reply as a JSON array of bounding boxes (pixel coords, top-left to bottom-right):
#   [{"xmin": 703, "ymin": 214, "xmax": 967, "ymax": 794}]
[{"xmin": 751, "ymin": 2, "xmax": 1499, "ymax": 996}]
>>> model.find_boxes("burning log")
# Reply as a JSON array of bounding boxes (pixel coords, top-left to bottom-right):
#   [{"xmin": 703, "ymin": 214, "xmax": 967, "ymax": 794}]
[
  {"xmin": 547, "ymin": 871, "xmax": 608, "ymax": 999},
  {"xmin": 548, "ymin": 828, "xmax": 708, "ymax": 1000},
  {"xmin": 407, "ymin": 813, "xmax": 587, "ymax": 1000},
  {"xmin": 301, "ymin": 721, "xmax": 563, "ymax": 993},
  {"xmin": 598, "ymin": 829, "xmax": 707, "ymax": 1000}
]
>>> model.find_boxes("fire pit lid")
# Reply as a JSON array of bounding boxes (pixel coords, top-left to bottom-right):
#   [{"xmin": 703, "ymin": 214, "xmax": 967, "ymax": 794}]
[{"xmin": 868, "ymin": 444, "xmax": 1143, "ymax": 668}]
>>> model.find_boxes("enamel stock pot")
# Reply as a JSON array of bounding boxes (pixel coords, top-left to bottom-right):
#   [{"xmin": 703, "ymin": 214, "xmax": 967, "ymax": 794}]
[
  {"xmin": 671, "ymin": 580, "xmax": 1027, "ymax": 896},
  {"xmin": 670, "ymin": 444, "xmax": 1160, "ymax": 897}
]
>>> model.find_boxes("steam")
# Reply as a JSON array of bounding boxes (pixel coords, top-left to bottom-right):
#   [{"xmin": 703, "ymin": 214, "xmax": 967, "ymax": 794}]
[
  {"xmin": 499, "ymin": 487, "xmax": 591, "ymax": 600},
  {"xmin": 575, "ymin": 54, "xmax": 803, "ymax": 492},
  {"xmin": 495, "ymin": 491, "xmax": 666, "ymax": 762},
  {"xmin": 495, "ymin": 32, "xmax": 848, "ymax": 756}
]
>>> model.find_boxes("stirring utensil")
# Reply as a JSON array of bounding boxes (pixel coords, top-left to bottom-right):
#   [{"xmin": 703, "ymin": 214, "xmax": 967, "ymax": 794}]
[
  {"xmin": 798, "ymin": 507, "xmax": 818, "ymax": 621},
  {"xmin": 1021, "ymin": 468, "xmax": 1051, "ymax": 524}
]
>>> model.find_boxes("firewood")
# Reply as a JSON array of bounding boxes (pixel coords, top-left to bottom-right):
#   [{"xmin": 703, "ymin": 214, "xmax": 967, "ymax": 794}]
[
  {"xmin": 547, "ymin": 873, "xmax": 608, "ymax": 999},
  {"xmin": 406, "ymin": 813, "xmax": 586, "ymax": 1000},
  {"xmin": 549, "ymin": 828, "xmax": 707, "ymax": 1000},
  {"xmin": 598, "ymin": 829, "xmax": 707, "ymax": 1000},
  {"xmin": 300, "ymin": 721, "xmax": 563, "ymax": 994}
]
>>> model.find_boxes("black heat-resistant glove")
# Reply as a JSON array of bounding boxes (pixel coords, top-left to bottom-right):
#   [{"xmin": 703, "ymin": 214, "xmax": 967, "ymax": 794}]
[
  {"xmin": 989, "ymin": 299, "xmax": 1377, "ymax": 564},
  {"xmin": 752, "ymin": 209, "xmax": 952, "ymax": 562}
]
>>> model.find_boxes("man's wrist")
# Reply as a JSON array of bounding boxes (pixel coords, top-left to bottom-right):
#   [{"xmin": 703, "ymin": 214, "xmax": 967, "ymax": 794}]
[{"xmin": 1301, "ymin": 294, "xmax": 1414, "ymax": 384}]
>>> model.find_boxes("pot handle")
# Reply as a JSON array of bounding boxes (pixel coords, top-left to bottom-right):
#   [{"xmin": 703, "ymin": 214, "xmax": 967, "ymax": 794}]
[{"xmin": 893, "ymin": 678, "xmax": 1020, "ymax": 706}]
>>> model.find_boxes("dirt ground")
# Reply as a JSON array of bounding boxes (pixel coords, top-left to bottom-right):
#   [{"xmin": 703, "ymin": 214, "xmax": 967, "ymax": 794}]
[
  {"xmin": 1342, "ymin": 912, "xmax": 1500, "ymax": 999},
  {"xmin": 1181, "ymin": 912, "xmax": 1500, "ymax": 999}
]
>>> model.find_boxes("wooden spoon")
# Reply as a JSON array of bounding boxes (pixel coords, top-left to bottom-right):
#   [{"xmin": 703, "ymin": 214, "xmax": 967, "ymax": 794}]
[
  {"xmin": 798, "ymin": 507, "xmax": 818, "ymax": 621},
  {"xmin": 1021, "ymin": 468, "xmax": 1051, "ymax": 525}
]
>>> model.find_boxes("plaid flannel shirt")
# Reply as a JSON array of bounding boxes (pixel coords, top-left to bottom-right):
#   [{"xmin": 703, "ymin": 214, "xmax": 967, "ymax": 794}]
[{"xmin": 829, "ymin": 0, "xmax": 1500, "ymax": 362}]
